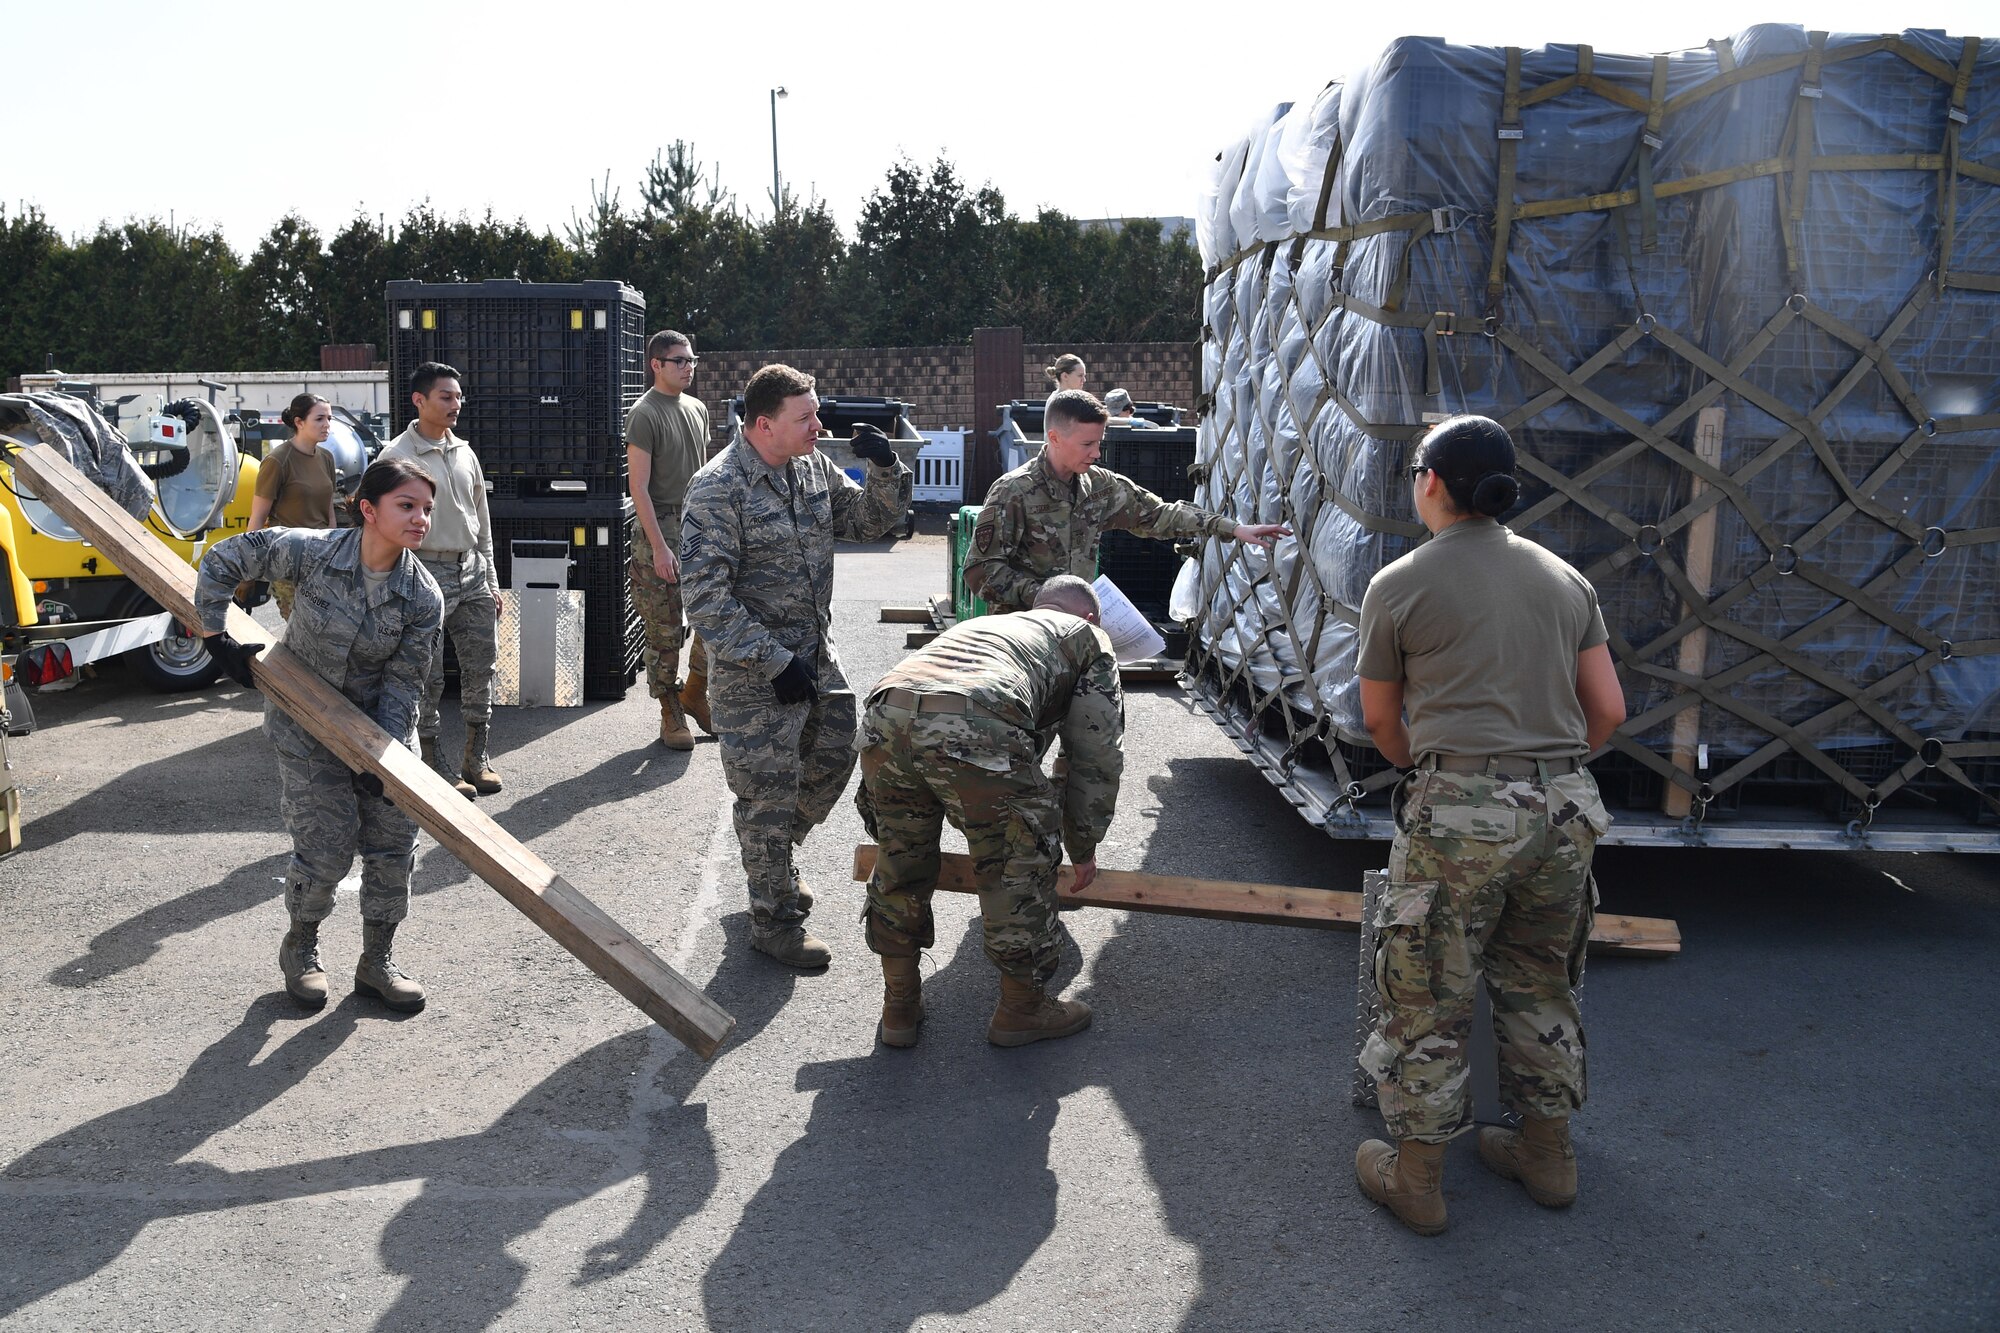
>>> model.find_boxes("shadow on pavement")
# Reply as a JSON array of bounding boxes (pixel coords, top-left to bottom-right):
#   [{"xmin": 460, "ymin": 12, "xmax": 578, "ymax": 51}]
[
  {"xmin": 45, "ymin": 854, "xmax": 289, "ymax": 987},
  {"xmin": 702, "ymin": 920, "xmax": 1088, "ymax": 1332}
]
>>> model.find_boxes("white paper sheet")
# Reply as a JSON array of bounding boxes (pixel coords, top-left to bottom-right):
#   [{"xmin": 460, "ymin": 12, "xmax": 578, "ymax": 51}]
[{"xmin": 1091, "ymin": 575, "xmax": 1167, "ymax": 663}]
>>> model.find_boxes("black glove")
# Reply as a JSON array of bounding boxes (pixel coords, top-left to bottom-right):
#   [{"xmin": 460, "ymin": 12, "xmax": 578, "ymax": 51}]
[
  {"xmin": 772, "ymin": 656, "xmax": 818, "ymax": 705},
  {"xmin": 352, "ymin": 770, "xmax": 385, "ymax": 800},
  {"xmin": 209, "ymin": 632, "xmax": 263, "ymax": 691},
  {"xmin": 849, "ymin": 423, "xmax": 897, "ymax": 468}
]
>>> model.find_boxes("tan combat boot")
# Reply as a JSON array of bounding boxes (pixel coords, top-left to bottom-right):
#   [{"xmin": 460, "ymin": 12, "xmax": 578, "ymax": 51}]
[
  {"xmin": 879, "ymin": 955, "xmax": 923, "ymax": 1048},
  {"xmin": 791, "ymin": 868, "xmax": 815, "ymax": 913},
  {"xmin": 659, "ymin": 693, "xmax": 694, "ymax": 750},
  {"xmin": 422, "ymin": 735, "xmax": 476, "ymax": 799},
  {"xmin": 278, "ymin": 920, "xmax": 328, "ymax": 1010},
  {"xmin": 752, "ymin": 921, "xmax": 833, "ymax": 969},
  {"xmin": 678, "ymin": 667, "xmax": 713, "ymax": 736},
  {"xmin": 461, "ymin": 723, "xmax": 502, "ymax": 794},
  {"xmin": 1478, "ymin": 1114, "xmax": 1578, "ymax": 1207},
  {"xmin": 1355, "ymin": 1137, "xmax": 1448, "ymax": 1235},
  {"xmin": 355, "ymin": 920, "xmax": 426, "ymax": 1012},
  {"xmin": 987, "ymin": 973, "xmax": 1092, "ymax": 1047}
]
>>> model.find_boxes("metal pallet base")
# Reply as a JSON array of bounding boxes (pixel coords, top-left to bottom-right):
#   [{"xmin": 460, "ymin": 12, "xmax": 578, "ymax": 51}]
[{"xmin": 1185, "ymin": 676, "xmax": 2000, "ymax": 854}]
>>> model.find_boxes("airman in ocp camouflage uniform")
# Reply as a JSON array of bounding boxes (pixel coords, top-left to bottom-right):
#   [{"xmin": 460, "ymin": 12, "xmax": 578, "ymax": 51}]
[
  {"xmin": 195, "ymin": 497, "xmax": 443, "ymax": 1015},
  {"xmin": 855, "ymin": 577, "xmax": 1122, "ymax": 1049},
  {"xmin": 1353, "ymin": 415, "xmax": 1627, "ymax": 1236},
  {"xmin": 963, "ymin": 390, "xmax": 1288, "ymax": 613},
  {"xmin": 678, "ymin": 364, "xmax": 910, "ymax": 969}
]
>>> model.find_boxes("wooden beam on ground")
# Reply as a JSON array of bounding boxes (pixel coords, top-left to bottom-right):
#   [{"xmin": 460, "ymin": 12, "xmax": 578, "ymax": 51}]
[
  {"xmin": 851, "ymin": 844, "xmax": 1679, "ymax": 958},
  {"xmin": 879, "ymin": 606, "xmax": 936, "ymax": 624},
  {"xmin": 905, "ymin": 629, "xmax": 943, "ymax": 648},
  {"xmin": 4, "ymin": 439, "xmax": 736, "ymax": 1058}
]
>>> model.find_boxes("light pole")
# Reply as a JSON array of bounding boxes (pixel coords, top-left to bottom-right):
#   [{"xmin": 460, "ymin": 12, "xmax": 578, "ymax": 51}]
[{"xmin": 769, "ymin": 86, "xmax": 788, "ymax": 217}]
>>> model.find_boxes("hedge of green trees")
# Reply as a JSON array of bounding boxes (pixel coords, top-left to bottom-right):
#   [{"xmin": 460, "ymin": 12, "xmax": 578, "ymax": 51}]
[{"xmin": 1, "ymin": 151, "xmax": 1200, "ymax": 376}]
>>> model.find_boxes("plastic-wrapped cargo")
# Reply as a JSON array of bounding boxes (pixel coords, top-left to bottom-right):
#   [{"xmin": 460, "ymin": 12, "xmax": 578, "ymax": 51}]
[{"xmin": 1187, "ymin": 26, "xmax": 2000, "ymax": 848}]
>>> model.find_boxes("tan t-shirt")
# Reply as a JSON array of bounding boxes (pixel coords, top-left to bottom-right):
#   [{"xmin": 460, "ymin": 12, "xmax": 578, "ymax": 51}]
[
  {"xmin": 254, "ymin": 443, "xmax": 337, "ymax": 528},
  {"xmin": 626, "ymin": 388, "xmax": 710, "ymax": 526},
  {"xmin": 1357, "ymin": 519, "xmax": 1608, "ymax": 761}
]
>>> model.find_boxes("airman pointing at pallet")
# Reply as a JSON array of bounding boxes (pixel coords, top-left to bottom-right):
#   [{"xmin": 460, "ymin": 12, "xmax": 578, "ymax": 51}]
[{"xmin": 963, "ymin": 389, "xmax": 1290, "ymax": 614}]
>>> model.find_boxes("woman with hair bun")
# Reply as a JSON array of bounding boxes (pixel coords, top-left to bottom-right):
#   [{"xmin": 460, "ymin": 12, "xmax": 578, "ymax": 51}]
[
  {"xmin": 1042, "ymin": 354, "xmax": 1086, "ymax": 420},
  {"xmin": 242, "ymin": 392, "xmax": 340, "ymax": 617},
  {"xmin": 1351, "ymin": 414, "xmax": 1626, "ymax": 1237}
]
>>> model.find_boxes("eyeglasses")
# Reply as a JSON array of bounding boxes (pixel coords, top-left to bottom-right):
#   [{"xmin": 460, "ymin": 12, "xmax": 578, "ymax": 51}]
[
  {"xmin": 660, "ymin": 356, "xmax": 700, "ymax": 368},
  {"xmin": 1407, "ymin": 463, "xmax": 1431, "ymax": 478}
]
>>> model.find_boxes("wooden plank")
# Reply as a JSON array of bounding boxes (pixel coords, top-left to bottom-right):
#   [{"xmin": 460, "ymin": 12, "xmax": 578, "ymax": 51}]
[
  {"xmin": 1665, "ymin": 405, "xmax": 1727, "ymax": 818},
  {"xmin": 851, "ymin": 844, "xmax": 1680, "ymax": 958},
  {"xmin": 3, "ymin": 439, "xmax": 737, "ymax": 1058},
  {"xmin": 905, "ymin": 629, "xmax": 943, "ymax": 649},
  {"xmin": 878, "ymin": 606, "xmax": 935, "ymax": 623}
]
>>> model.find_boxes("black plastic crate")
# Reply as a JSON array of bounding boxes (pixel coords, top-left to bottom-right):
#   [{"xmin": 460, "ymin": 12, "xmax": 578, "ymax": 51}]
[
  {"xmin": 1098, "ymin": 426, "xmax": 1198, "ymax": 502},
  {"xmin": 386, "ymin": 279, "xmax": 646, "ymax": 459},
  {"xmin": 1100, "ymin": 529, "xmax": 1180, "ymax": 623},
  {"xmin": 489, "ymin": 494, "xmax": 642, "ymax": 699}
]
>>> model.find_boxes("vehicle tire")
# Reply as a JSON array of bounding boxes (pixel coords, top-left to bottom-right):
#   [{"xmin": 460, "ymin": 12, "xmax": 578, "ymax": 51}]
[{"xmin": 125, "ymin": 599, "xmax": 224, "ymax": 692}]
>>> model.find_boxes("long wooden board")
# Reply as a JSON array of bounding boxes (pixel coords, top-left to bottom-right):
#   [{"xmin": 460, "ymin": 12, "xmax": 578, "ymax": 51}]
[
  {"xmin": 5, "ymin": 439, "xmax": 736, "ymax": 1057},
  {"xmin": 851, "ymin": 845, "xmax": 1680, "ymax": 958}
]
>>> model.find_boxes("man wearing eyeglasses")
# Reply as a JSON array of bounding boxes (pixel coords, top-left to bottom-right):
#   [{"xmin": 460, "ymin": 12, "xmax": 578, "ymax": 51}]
[{"xmin": 628, "ymin": 330, "xmax": 713, "ymax": 750}]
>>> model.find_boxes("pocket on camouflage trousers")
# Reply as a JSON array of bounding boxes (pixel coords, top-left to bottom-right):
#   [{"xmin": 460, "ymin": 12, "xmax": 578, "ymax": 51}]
[{"xmin": 1373, "ymin": 878, "xmax": 1443, "ymax": 1008}]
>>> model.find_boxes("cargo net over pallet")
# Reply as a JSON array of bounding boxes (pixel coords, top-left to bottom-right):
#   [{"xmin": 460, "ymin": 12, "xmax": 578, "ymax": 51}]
[{"xmin": 1187, "ymin": 25, "xmax": 2000, "ymax": 848}]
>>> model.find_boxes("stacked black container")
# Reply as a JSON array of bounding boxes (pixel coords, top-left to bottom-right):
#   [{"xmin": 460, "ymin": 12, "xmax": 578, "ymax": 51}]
[
  {"xmin": 386, "ymin": 278, "xmax": 648, "ymax": 699},
  {"xmin": 1096, "ymin": 423, "xmax": 1199, "ymax": 652}
]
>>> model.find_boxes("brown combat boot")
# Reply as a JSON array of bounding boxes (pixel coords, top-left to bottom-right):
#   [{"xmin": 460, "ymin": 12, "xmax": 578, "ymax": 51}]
[
  {"xmin": 659, "ymin": 694, "xmax": 694, "ymax": 750},
  {"xmin": 1478, "ymin": 1114, "xmax": 1577, "ymax": 1207},
  {"xmin": 752, "ymin": 921, "xmax": 833, "ymax": 969},
  {"xmin": 1355, "ymin": 1137, "xmax": 1448, "ymax": 1235},
  {"xmin": 278, "ymin": 920, "xmax": 327, "ymax": 1010},
  {"xmin": 461, "ymin": 723, "xmax": 502, "ymax": 794},
  {"xmin": 879, "ymin": 955, "xmax": 923, "ymax": 1048},
  {"xmin": 678, "ymin": 667, "xmax": 713, "ymax": 736},
  {"xmin": 987, "ymin": 973, "xmax": 1091, "ymax": 1047},
  {"xmin": 422, "ymin": 735, "xmax": 476, "ymax": 799},
  {"xmin": 354, "ymin": 920, "xmax": 426, "ymax": 1012}
]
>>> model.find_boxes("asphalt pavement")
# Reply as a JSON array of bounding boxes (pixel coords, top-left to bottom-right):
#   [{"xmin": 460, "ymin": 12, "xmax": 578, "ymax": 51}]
[{"xmin": 1, "ymin": 533, "xmax": 1995, "ymax": 1331}]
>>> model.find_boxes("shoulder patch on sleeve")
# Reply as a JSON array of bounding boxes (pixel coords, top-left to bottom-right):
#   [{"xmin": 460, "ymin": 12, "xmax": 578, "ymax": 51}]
[{"xmin": 974, "ymin": 509, "xmax": 997, "ymax": 553}]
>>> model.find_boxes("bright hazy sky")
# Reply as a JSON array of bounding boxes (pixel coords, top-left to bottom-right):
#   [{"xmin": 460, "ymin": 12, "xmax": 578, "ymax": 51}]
[{"xmin": 5, "ymin": 0, "xmax": 1990, "ymax": 250}]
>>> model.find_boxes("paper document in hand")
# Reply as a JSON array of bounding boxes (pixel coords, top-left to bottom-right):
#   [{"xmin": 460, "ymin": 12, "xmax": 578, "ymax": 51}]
[{"xmin": 1090, "ymin": 575, "xmax": 1167, "ymax": 663}]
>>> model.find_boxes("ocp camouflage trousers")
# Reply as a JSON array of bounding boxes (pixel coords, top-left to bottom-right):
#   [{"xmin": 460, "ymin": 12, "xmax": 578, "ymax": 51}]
[
  {"xmin": 419, "ymin": 551, "xmax": 497, "ymax": 737},
  {"xmin": 630, "ymin": 521, "xmax": 687, "ymax": 698},
  {"xmin": 275, "ymin": 738, "xmax": 417, "ymax": 924},
  {"xmin": 854, "ymin": 705, "xmax": 1064, "ymax": 983},
  {"xmin": 1361, "ymin": 767, "xmax": 1609, "ymax": 1142},
  {"xmin": 711, "ymin": 655, "xmax": 857, "ymax": 928}
]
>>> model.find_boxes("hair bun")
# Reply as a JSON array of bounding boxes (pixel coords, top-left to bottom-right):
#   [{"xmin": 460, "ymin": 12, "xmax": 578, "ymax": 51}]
[{"xmin": 1471, "ymin": 472, "xmax": 1519, "ymax": 516}]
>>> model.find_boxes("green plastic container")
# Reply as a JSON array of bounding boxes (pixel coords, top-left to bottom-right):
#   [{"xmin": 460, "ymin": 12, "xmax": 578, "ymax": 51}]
[{"xmin": 948, "ymin": 505, "xmax": 989, "ymax": 624}]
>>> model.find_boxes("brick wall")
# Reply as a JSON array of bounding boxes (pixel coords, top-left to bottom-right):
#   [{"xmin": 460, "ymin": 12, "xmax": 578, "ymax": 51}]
[{"xmin": 690, "ymin": 340, "xmax": 1198, "ymax": 443}]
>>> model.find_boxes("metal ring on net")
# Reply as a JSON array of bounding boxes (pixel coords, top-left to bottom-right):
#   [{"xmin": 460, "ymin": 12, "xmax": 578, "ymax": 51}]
[
  {"xmin": 1938, "ymin": 640, "xmax": 1955, "ymax": 661},
  {"xmin": 1636, "ymin": 312, "xmax": 1657, "ymax": 334},
  {"xmin": 1774, "ymin": 544, "xmax": 1799, "ymax": 575},
  {"xmin": 1921, "ymin": 418, "xmax": 1940, "ymax": 439},
  {"xmin": 1846, "ymin": 792, "xmax": 1882, "ymax": 839},
  {"xmin": 1920, "ymin": 737, "xmax": 1945, "ymax": 768},
  {"xmin": 1787, "ymin": 292, "xmax": 1809, "ymax": 313},
  {"xmin": 1922, "ymin": 526, "xmax": 1948, "ymax": 558},
  {"xmin": 1482, "ymin": 316, "xmax": 1501, "ymax": 338},
  {"xmin": 1635, "ymin": 524, "xmax": 1662, "ymax": 556}
]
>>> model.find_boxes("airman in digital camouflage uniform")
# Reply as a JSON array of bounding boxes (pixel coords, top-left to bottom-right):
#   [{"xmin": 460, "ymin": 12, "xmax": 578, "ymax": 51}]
[
  {"xmin": 679, "ymin": 364, "xmax": 910, "ymax": 969},
  {"xmin": 194, "ymin": 457, "xmax": 446, "ymax": 1014},
  {"xmin": 855, "ymin": 575, "xmax": 1122, "ymax": 1049},
  {"xmin": 1354, "ymin": 416, "xmax": 1627, "ymax": 1236},
  {"xmin": 963, "ymin": 389, "xmax": 1289, "ymax": 613}
]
